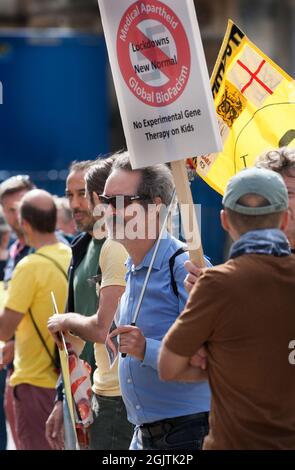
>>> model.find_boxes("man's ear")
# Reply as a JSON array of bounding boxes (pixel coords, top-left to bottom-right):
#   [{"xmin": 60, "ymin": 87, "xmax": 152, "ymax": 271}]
[
  {"xmin": 280, "ymin": 209, "xmax": 290, "ymax": 232},
  {"xmin": 21, "ymin": 218, "xmax": 29, "ymax": 231},
  {"xmin": 154, "ymin": 196, "xmax": 162, "ymax": 205},
  {"xmin": 92, "ymin": 191, "xmax": 100, "ymax": 207},
  {"xmin": 220, "ymin": 209, "xmax": 230, "ymax": 232},
  {"xmin": 154, "ymin": 197, "xmax": 163, "ymax": 214},
  {"xmin": 92, "ymin": 192, "xmax": 106, "ymax": 218}
]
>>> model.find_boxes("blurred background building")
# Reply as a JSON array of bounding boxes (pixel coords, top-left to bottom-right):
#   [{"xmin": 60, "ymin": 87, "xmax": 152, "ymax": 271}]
[{"xmin": 0, "ymin": 0, "xmax": 294, "ymax": 263}]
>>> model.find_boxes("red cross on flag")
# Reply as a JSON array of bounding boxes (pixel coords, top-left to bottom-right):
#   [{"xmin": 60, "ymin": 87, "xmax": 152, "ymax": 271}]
[
  {"xmin": 187, "ymin": 20, "xmax": 295, "ymax": 195},
  {"xmin": 228, "ymin": 45, "xmax": 283, "ymax": 107}
]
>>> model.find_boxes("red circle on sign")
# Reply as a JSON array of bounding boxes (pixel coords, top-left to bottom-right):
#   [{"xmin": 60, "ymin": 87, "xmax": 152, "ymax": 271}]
[{"xmin": 117, "ymin": 0, "xmax": 191, "ymax": 107}]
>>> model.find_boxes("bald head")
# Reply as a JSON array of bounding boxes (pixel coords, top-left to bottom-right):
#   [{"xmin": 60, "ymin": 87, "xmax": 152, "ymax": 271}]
[
  {"xmin": 22, "ymin": 189, "xmax": 55, "ymax": 210},
  {"xmin": 20, "ymin": 189, "xmax": 57, "ymax": 233}
]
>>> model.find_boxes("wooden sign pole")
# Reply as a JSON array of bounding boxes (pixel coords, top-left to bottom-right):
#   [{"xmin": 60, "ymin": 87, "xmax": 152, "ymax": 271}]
[{"xmin": 170, "ymin": 160, "xmax": 206, "ymax": 268}]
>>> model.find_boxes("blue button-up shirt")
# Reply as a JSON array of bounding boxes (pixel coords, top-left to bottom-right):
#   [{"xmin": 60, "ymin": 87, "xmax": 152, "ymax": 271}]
[{"xmin": 118, "ymin": 232, "xmax": 211, "ymax": 425}]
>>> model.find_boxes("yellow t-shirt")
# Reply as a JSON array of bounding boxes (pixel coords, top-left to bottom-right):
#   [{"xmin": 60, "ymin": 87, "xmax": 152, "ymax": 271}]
[
  {"xmin": 93, "ymin": 239, "xmax": 127, "ymax": 397},
  {"xmin": 0, "ymin": 281, "xmax": 6, "ymax": 310},
  {"xmin": 5, "ymin": 243, "xmax": 71, "ymax": 388}
]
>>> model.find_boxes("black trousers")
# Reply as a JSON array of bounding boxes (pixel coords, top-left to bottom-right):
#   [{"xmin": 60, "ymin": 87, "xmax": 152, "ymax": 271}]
[{"xmin": 130, "ymin": 412, "xmax": 209, "ymax": 450}]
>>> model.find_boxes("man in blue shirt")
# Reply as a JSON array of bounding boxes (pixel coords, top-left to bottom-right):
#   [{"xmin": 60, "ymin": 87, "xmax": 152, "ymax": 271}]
[{"xmin": 103, "ymin": 152, "xmax": 210, "ymax": 450}]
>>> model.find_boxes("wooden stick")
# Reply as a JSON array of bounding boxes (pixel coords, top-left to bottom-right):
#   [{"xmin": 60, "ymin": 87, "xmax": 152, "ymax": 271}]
[
  {"xmin": 171, "ymin": 160, "xmax": 206, "ymax": 267},
  {"xmin": 50, "ymin": 291, "xmax": 67, "ymax": 351},
  {"xmin": 50, "ymin": 291, "xmax": 59, "ymax": 315}
]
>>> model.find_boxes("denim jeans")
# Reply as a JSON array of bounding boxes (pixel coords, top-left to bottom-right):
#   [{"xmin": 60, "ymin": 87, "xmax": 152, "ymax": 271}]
[
  {"xmin": 130, "ymin": 412, "xmax": 209, "ymax": 450},
  {"xmin": 90, "ymin": 394, "xmax": 133, "ymax": 450}
]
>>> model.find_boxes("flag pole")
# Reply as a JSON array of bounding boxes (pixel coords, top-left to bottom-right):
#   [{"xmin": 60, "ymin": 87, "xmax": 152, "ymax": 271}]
[{"xmin": 170, "ymin": 159, "xmax": 206, "ymax": 267}]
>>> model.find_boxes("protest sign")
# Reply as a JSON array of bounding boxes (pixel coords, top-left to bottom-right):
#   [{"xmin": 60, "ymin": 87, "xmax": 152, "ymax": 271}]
[
  {"xmin": 98, "ymin": 0, "xmax": 221, "ymax": 169},
  {"xmin": 98, "ymin": 0, "xmax": 222, "ymax": 264}
]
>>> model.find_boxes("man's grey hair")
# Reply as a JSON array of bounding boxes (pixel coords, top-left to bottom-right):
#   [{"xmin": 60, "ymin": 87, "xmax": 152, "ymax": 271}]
[
  {"xmin": 111, "ymin": 151, "xmax": 174, "ymax": 206},
  {"xmin": 255, "ymin": 147, "xmax": 295, "ymax": 176}
]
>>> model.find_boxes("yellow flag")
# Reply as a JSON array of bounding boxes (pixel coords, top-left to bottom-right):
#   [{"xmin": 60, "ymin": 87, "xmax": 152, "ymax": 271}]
[{"xmin": 188, "ymin": 20, "xmax": 295, "ymax": 195}]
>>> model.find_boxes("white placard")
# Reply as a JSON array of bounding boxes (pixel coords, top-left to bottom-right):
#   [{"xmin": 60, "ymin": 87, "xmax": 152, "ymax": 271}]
[{"xmin": 98, "ymin": 0, "xmax": 222, "ymax": 169}]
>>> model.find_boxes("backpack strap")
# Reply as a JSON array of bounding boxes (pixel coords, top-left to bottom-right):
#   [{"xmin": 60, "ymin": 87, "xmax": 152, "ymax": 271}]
[
  {"xmin": 169, "ymin": 248, "xmax": 187, "ymax": 298},
  {"xmin": 33, "ymin": 252, "xmax": 68, "ymax": 280},
  {"xmin": 28, "ymin": 252, "xmax": 68, "ymax": 371},
  {"xmin": 28, "ymin": 307, "xmax": 59, "ymax": 371}
]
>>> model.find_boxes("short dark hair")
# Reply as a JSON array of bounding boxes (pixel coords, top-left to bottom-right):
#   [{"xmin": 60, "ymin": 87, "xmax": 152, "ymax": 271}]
[
  {"xmin": 85, "ymin": 157, "xmax": 114, "ymax": 205},
  {"xmin": 226, "ymin": 194, "xmax": 284, "ymax": 234},
  {"xmin": 20, "ymin": 199, "xmax": 57, "ymax": 233},
  {"xmin": 112, "ymin": 151, "xmax": 174, "ymax": 206},
  {"xmin": 68, "ymin": 160, "xmax": 94, "ymax": 174},
  {"xmin": 0, "ymin": 175, "xmax": 35, "ymax": 203}
]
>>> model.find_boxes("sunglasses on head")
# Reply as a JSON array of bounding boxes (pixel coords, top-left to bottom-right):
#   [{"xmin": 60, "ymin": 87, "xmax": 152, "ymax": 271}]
[
  {"xmin": 3, "ymin": 174, "xmax": 31, "ymax": 184},
  {"xmin": 98, "ymin": 194, "xmax": 149, "ymax": 208},
  {"xmin": 0, "ymin": 174, "xmax": 33, "ymax": 194}
]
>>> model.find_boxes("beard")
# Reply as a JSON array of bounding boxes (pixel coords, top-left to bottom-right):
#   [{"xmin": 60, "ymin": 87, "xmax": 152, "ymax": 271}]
[{"xmin": 73, "ymin": 209, "xmax": 95, "ymax": 233}]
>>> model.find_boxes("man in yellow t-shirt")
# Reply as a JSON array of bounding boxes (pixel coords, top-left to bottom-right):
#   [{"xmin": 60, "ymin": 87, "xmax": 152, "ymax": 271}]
[{"xmin": 0, "ymin": 189, "xmax": 71, "ymax": 450}]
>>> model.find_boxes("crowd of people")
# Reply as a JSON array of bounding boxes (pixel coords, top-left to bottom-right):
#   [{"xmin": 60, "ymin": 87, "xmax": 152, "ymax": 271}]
[{"xmin": 0, "ymin": 146, "xmax": 295, "ymax": 450}]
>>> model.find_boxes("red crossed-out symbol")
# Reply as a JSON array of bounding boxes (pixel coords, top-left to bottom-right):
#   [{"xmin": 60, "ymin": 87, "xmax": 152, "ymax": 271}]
[
  {"xmin": 131, "ymin": 26, "xmax": 177, "ymax": 82},
  {"xmin": 237, "ymin": 59, "xmax": 273, "ymax": 95},
  {"xmin": 117, "ymin": 0, "xmax": 190, "ymax": 107}
]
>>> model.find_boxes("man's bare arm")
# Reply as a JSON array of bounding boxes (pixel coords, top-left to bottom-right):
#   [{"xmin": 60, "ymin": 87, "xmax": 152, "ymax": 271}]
[
  {"xmin": 48, "ymin": 285, "xmax": 125, "ymax": 346},
  {"xmin": 158, "ymin": 344, "xmax": 208, "ymax": 383},
  {"xmin": 0, "ymin": 308, "xmax": 23, "ymax": 342}
]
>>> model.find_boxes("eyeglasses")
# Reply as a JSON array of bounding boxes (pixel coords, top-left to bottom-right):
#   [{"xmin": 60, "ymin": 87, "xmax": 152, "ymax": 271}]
[{"xmin": 98, "ymin": 194, "xmax": 148, "ymax": 208}]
